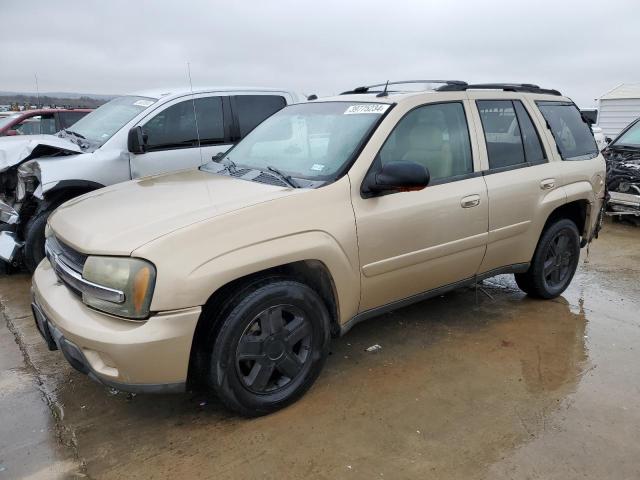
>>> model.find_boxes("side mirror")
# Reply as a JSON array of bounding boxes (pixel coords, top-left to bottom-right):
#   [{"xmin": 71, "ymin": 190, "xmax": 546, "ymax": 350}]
[
  {"xmin": 127, "ymin": 126, "xmax": 147, "ymax": 154},
  {"xmin": 605, "ymin": 137, "xmax": 613, "ymax": 145},
  {"xmin": 363, "ymin": 161, "xmax": 430, "ymax": 197}
]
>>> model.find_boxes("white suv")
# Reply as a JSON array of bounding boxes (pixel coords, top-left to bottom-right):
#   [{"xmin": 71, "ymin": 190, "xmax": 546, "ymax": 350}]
[{"xmin": 0, "ymin": 87, "xmax": 304, "ymax": 271}]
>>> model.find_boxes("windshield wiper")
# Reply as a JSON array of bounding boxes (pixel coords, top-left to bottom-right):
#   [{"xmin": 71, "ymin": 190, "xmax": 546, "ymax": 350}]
[
  {"xmin": 611, "ymin": 144, "xmax": 640, "ymax": 151},
  {"xmin": 266, "ymin": 166, "xmax": 299, "ymax": 188},
  {"xmin": 63, "ymin": 129, "xmax": 86, "ymax": 139}
]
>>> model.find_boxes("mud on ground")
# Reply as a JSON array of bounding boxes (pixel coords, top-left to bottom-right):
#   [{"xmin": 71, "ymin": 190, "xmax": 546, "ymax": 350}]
[{"xmin": 1, "ymin": 221, "xmax": 639, "ymax": 479}]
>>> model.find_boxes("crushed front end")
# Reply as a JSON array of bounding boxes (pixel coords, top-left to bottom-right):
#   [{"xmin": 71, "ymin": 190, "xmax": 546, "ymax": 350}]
[
  {"xmin": 0, "ymin": 162, "xmax": 42, "ymax": 265},
  {"xmin": 604, "ymin": 148, "xmax": 640, "ymax": 225}
]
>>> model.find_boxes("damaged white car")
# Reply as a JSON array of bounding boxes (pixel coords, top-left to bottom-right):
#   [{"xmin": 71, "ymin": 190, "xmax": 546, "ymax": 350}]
[
  {"xmin": 603, "ymin": 117, "xmax": 640, "ymax": 225},
  {"xmin": 0, "ymin": 87, "xmax": 304, "ymax": 271}
]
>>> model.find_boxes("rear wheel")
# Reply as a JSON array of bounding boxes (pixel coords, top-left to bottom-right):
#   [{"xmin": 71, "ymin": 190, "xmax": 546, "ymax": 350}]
[
  {"xmin": 514, "ymin": 219, "xmax": 580, "ymax": 299},
  {"xmin": 206, "ymin": 279, "xmax": 331, "ymax": 417}
]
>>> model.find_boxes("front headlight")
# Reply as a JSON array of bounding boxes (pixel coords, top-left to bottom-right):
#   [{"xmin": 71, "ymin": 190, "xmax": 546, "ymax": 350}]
[
  {"xmin": 16, "ymin": 161, "xmax": 41, "ymax": 201},
  {"xmin": 82, "ymin": 256, "xmax": 156, "ymax": 320}
]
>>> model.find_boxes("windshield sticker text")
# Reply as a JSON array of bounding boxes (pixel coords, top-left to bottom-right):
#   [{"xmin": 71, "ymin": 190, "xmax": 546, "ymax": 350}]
[
  {"xmin": 344, "ymin": 104, "xmax": 390, "ymax": 115},
  {"xmin": 133, "ymin": 100, "xmax": 154, "ymax": 107}
]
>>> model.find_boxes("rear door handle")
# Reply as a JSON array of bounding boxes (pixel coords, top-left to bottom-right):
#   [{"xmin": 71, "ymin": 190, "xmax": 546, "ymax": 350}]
[
  {"xmin": 461, "ymin": 194, "xmax": 481, "ymax": 208},
  {"xmin": 540, "ymin": 178, "xmax": 556, "ymax": 190}
]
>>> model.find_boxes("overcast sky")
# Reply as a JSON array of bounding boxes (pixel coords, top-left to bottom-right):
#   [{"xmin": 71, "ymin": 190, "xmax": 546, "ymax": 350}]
[{"xmin": 3, "ymin": 0, "xmax": 639, "ymax": 107}]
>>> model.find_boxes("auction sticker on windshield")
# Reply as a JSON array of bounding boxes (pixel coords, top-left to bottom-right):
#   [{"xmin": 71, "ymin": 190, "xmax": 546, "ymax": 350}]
[
  {"xmin": 344, "ymin": 104, "xmax": 390, "ymax": 115},
  {"xmin": 133, "ymin": 99, "xmax": 155, "ymax": 107}
]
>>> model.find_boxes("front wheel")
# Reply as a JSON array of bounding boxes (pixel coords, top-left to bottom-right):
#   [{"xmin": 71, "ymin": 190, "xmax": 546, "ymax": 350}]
[
  {"xmin": 206, "ymin": 279, "xmax": 331, "ymax": 417},
  {"xmin": 514, "ymin": 219, "xmax": 581, "ymax": 299},
  {"xmin": 23, "ymin": 210, "xmax": 50, "ymax": 273}
]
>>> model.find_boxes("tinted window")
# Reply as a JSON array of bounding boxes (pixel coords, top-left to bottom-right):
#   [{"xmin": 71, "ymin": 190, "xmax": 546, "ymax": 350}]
[
  {"xmin": 378, "ymin": 102, "xmax": 473, "ymax": 181},
  {"xmin": 477, "ymin": 100, "xmax": 525, "ymax": 169},
  {"xmin": 536, "ymin": 102, "xmax": 598, "ymax": 160},
  {"xmin": 194, "ymin": 97, "xmax": 224, "ymax": 145},
  {"xmin": 234, "ymin": 95, "xmax": 287, "ymax": 138},
  {"xmin": 143, "ymin": 97, "xmax": 224, "ymax": 150},
  {"xmin": 58, "ymin": 111, "xmax": 88, "ymax": 129},
  {"xmin": 514, "ymin": 101, "xmax": 546, "ymax": 164}
]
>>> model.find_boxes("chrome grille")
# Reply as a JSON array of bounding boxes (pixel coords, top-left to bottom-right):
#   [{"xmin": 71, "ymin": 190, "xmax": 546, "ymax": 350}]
[
  {"xmin": 44, "ymin": 236, "xmax": 125, "ymax": 304},
  {"xmin": 45, "ymin": 236, "xmax": 86, "ymax": 297},
  {"xmin": 46, "ymin": 236, "xmax": 87, "ymax": 273}
]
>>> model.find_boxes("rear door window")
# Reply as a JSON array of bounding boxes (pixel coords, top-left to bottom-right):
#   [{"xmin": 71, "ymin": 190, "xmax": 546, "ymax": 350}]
[
  {"xmin": 232, "ymin": 95, "xmax": 287, "ymax": 138},
  {"xmin": 513, "ymin": 101, "xmax": 546, "ymax": 164},
  {"xmin": 477, "ymin": 100, "xmax": 547, "ymax": 169},
  {"xmin": 536, "ymin": 101, "xmax": 598, "ymax": 160}
]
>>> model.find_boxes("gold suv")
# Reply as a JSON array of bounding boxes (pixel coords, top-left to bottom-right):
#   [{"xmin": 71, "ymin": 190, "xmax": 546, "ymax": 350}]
[{"xmin": 31, "ymin": 81, "xmax": 606, "ymax": 416}]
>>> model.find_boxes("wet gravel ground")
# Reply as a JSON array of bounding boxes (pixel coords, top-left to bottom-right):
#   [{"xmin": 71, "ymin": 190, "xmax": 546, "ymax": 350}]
[{"xmin": 1, "ymin": 220, "xmax": 639, "ymax": 479}]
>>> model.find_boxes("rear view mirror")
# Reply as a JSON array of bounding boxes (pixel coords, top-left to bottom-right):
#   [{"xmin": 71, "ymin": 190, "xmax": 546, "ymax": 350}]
[
  {"xmin": 127, "ymin": 126, "xmax": 147, "ymax": 154},
  {"xmin": 363, "ymin": 161, "xmax": 430, "ymax": 197}
]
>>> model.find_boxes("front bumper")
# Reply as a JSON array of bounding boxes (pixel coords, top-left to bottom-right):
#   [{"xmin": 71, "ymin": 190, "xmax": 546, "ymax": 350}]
[
  {"xmin": 0, "ymin": 199, "xmax": 21, "ymax": 263},
  {"xmin": 31, "ymin": 259, "xmax": 202, "ymax": 393},
  {"xmin": 0, "ymin": 230, "xmax": 23, "ymax": 263},
  {"xmin": 607, "ymin": 191, "xmax": 640, "ymax": 216}
]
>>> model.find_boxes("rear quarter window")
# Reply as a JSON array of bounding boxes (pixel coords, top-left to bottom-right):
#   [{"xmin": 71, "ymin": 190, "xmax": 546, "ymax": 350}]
[{"xmin": 536, "ymin": 101, "xmax": 598, "ymax": 160}]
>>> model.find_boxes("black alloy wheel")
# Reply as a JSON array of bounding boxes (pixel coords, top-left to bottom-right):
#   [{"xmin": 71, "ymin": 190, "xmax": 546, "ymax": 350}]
[
  {"xmin": 205, "ymin": 279, "xmax": 330, "ymax": 416},
  {"xmin": 542, "ymin": 231, "xmax": 575, "ymax": 289},
  {"xmin": 236, "ymin": 304, "xmax": 313, "ymax": 394},
  {"xmin": 514, "ymin": 218, "xmax": 580, "ymax": 299}
]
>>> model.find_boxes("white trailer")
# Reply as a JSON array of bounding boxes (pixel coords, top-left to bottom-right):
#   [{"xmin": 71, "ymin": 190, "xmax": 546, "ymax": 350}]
[{"xmin": 597, "ymin": 83, "xmax": 640, "ymax": 140}]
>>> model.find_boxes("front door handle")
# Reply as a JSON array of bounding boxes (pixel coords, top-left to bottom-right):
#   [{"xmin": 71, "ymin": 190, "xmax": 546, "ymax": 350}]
[
  {"xmin": 540, "ymin": 178, "xmax": 556, "ymax": 190},
  {"xmin": 461, "ymin": 194, "xmax": 481, "ymax": 208}
]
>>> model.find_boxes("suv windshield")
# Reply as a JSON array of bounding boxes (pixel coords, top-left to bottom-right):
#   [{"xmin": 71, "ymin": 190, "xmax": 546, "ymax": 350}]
[
  {"xmin": 63, "ymin": 96, "xmax": 156, "ymax": 146},
  {"xmin": 612, "ymin": 120, "xmax": 640, "ymax": 148},
  {"xmin": 203, "ymin": 101, "xmax": 390, "ymax": 181}
]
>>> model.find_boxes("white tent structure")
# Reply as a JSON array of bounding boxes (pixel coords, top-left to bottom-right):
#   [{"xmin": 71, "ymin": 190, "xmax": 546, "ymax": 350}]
[{"xmin": 597, "ymin": 84, "xmax": 640, "ymax": 139}]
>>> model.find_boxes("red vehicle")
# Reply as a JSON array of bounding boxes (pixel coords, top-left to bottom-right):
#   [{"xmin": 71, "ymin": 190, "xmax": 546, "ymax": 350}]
[{"xmin": 0, "ymin": 109, "xmax": 92, "ymax": 136}]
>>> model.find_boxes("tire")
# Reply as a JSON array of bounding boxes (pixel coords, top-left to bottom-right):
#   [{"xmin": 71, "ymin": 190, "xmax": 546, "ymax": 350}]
[
  {"xmin": 514, "ymin": 218, "xmax": 580, "ymax": 299},
  {"xmin": 23, "ymin": 210, "xmax": 50, "ymax": 273},
  {"xmin": 206, "ymin": 279, "xmax": 331, "ymax": 417}
]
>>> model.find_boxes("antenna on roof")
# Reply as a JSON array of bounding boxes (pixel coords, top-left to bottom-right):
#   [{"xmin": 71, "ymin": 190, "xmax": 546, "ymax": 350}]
[
  {"xmin": 187, "ymin": 62, "xmax": 203, "ymax": 165},
  {"xmin": 376, "ymin": 80, "xmax": 390, "ymax": 98}
]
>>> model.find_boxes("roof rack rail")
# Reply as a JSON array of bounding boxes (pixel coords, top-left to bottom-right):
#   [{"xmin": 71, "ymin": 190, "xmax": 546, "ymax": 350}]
[
  {"xmin": 341, "ymin": 80, "xmax": 468, "ymax": 95},
  {"xmin": 437, "ymin": 82, "xmax": 562, "ymax": 96}
]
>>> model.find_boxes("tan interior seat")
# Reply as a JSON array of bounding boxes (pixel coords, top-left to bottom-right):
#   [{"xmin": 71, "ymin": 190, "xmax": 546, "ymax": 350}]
[{"xmin": 401, "ymin": 124, "xmax": 453, "ymax": 180}]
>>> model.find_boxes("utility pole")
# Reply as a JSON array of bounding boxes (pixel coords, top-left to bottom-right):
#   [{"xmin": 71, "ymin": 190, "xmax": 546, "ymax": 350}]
[{"xmin": 34, "ymin": 73, "xmax": 40, "ymax": 108}]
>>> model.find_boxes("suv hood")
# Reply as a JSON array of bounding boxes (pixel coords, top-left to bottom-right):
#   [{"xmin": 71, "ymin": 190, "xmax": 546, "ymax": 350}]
[
  {"xmin": 0, "ymin": 134, "xmax": 83, "ymax": 172},
  {"xmin": 49, "ymin": 169, "xmax": 297, "ymax": 255}
]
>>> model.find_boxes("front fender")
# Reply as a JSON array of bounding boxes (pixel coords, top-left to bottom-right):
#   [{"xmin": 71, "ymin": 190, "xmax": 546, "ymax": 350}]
[
  {"xmin": 147, "ymin": 230, "xmax": 360, "ymax": 325},
  {"xmin": 38, "ymin": 148, "xmax": 129, "ymax": 195}
]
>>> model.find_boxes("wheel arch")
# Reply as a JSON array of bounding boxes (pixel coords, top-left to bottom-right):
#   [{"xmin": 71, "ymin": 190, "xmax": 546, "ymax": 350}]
[
  {"xmin": 42, "ymin": 179, "xmax": 105, "ymax": 209},
  {"xmin": 186, "ymin": 259, "xmax": 341, "ymax": 389},
  {"xmin": 542, "ymin": 199, "xmax": 590, "ymax": 245}
]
